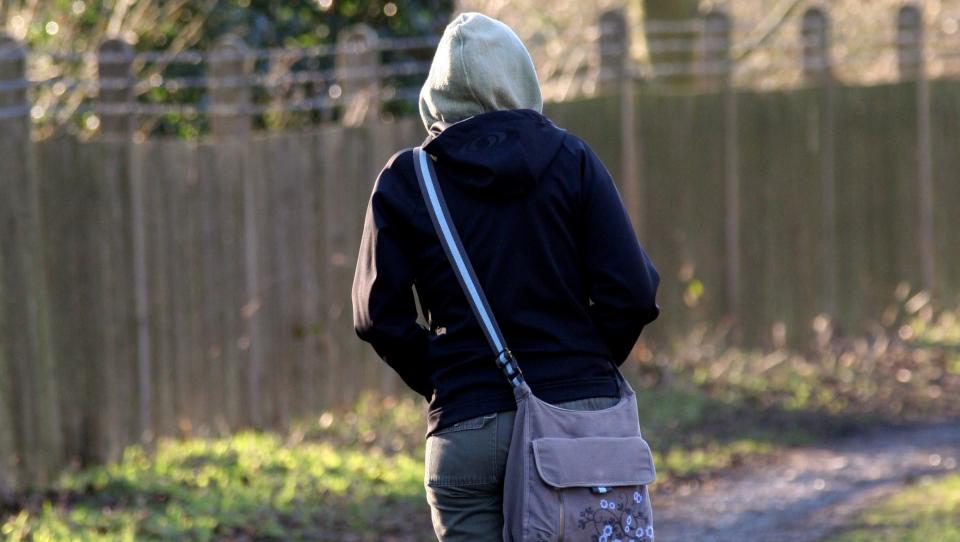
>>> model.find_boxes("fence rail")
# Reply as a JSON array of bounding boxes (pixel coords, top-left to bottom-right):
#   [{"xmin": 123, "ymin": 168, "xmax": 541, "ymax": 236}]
[
  {"xmin": 0, "ymin": 4, "xmax": 959, "ymax": 491},
  {"xmin": 2, "ymin": 5, "xmax": 959, "ymax": 128}
]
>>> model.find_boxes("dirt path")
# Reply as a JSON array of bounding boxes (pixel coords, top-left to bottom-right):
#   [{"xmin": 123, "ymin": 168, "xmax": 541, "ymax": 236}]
[{"xmin": 652, "ymin": 421, "xmax": 960, "ymax": 542}]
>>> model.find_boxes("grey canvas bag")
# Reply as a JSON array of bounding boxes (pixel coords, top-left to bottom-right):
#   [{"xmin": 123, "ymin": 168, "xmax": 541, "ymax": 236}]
[{"xmin": 413, "ymin": 147, "xmax": 657, "ymax": 542}]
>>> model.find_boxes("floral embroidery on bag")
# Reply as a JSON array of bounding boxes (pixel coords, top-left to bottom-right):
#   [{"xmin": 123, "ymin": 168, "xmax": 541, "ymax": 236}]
[{"xmin": 577, "ymin": 489, "xmax": 653, "ymax": 541}]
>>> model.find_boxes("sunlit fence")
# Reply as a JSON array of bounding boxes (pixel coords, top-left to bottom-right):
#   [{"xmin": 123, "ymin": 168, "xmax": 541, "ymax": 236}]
[
  {"xmin": 1, "ymin": 29, "xmax": 440, "ymax": 139},
  {"xmin": 2, "ymin": 4, "xmax": 959, "ymax": 136},
  {"xmin": 0, "ymin": 4, "xmax": 959, "ymax": 490}
]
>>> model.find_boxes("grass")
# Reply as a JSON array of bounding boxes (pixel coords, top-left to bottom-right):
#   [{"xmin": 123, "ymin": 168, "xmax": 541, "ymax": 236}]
[
  {"xmin": 824, "ymin": 473, "xmax": 960, "ymax": 542},
  {"xmin": 3, "ymin": 300, "xmax": 959, "ymax": 540},
  {"xmin": 1, "ymin": 430, "xmax": 428, "ymax": 541},
  {"xmin": 1, "ymin": 391, "xmax": 785, "ymax": 541}
]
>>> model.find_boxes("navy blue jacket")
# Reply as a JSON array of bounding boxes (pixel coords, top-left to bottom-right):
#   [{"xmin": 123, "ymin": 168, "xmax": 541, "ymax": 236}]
[{"xmin": 352, "ymin": 109, "xmax": 660, "ymax": 436}]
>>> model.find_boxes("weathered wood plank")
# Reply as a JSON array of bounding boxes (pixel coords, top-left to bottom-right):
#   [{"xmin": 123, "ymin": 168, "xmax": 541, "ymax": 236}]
[
  {"xmin": 141, "ymin": 139, "xmax": 174, "ymax": 439},
  {"xmin": 217, "ymin": 138, "xmax": 248, "ymax": 429},
  {"xmin": 320, "ymin": 126, "xmax": 349, "ymax": 405},
  {"xmin": 298, "ymin": 130, "xmax": 325, "ymax": 414},
  {"xmin": 0, "ymin": 35, "xmax": 62, "ymax": 484},
  {"xmin": 0, "ymin": 34, "xmax": 25, "ymax": 489},
  {"xmin": 241, "ymin": 136, "xmax": 266, "ymax": 427}
]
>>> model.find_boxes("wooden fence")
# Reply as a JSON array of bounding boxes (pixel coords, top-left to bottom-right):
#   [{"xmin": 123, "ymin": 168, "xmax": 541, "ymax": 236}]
[
  {"xmin": 1, "ymin": 5, "xmax": 959, "ymax": 489},
  {"xmin": 558, "ymin": 82, "xmax": 960, "ymax": 343}
]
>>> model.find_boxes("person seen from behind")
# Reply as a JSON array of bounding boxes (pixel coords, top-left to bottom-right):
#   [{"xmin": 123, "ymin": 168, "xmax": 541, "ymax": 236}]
[{"xmin": 352, "ymin": 12, "xmax": 660, "ymax": 541}]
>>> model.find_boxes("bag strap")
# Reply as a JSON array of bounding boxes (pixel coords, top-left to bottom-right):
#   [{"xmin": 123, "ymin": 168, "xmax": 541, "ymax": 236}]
[{"xmin": 412, "ymin": 147, "xmax": 525, "ymax": 389}]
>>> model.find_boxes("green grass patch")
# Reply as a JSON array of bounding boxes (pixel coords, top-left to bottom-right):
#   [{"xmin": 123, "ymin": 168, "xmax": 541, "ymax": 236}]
[
  {"xmin": 1, "ymin": 431, "xmax": 427, "ymax": 541},
  {"xmin": 0, "ymin": 388, "xmax": 824, "ymax": 540},
  {"xmin": 825, "ymin": 473, "xmax": 960, "ymax": 542}
]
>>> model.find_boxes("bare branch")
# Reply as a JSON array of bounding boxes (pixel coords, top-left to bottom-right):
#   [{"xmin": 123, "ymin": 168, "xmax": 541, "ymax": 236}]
[{"xmin": 731, "ymin": 0, "xmax": 806, "ymax": 62}]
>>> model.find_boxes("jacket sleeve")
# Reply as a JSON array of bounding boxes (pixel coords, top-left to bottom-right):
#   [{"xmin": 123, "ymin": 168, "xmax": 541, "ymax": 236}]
[
  {"xmin": 578, "ymin": 141, "xmax": 660, "ymax": 365},
  {"xmin": 352, "ymin": 169, "xmax": 433, "ymax": 399}
]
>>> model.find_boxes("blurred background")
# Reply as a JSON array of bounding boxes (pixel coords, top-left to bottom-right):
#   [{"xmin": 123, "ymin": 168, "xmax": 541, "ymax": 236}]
[{"xmin": 0, "ymin": 0, "xmax": 958, "ymax": 540}]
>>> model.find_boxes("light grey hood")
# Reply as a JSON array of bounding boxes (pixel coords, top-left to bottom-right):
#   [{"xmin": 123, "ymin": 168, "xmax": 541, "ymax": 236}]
[{"xmin": 418, "ymin": 12, "xmax": 543, "ymax": 133}]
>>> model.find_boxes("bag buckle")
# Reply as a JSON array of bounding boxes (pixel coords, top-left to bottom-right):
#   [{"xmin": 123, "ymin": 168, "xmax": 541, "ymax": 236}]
[{"xmin": 495, "ymin": 348, "xmax": 525, "ymax": 389}]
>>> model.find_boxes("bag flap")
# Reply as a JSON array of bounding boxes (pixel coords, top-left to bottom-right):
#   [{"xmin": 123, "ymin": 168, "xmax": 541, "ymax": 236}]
[{"xmin": 532, "ymin": 436, "xmax": 656, "ymax": 488}]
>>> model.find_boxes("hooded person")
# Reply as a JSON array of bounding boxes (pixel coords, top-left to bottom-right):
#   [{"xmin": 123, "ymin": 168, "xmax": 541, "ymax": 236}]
[
  {"xmin": 417, "ymin": 12, "xmax": 543, "ymax": 134},
  {"xmin": 352, "ymin": 13, "xmax": 660, "ymax": 541}
]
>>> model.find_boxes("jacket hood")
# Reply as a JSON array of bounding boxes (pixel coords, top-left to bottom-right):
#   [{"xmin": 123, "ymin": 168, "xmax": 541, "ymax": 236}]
[
  {"xmin": 421, "ymin": 109, "xmax": 567, "ymax": 199},
  {"xmin": 418, "ymin": 12, "xmax": 543, "ymax": 133}
]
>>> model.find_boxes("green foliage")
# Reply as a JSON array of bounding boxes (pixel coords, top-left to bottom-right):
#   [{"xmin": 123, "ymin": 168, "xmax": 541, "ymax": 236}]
[
  {"xmin": 9, "ymin": 1, "xmax": 451, "ymax": 52},
  {"xmin": 825, "ymin": 474, "xmax": 960, "ymax": 542},
  {"xmin": 6, "ymin": 1, "xmax": 452, "ymax": 138},
  {"xmin": 202, "ymin": 0, "xmax": 451, "ymax": 49}
]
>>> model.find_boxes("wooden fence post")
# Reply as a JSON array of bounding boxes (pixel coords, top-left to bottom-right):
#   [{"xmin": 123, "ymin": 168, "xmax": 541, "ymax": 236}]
[
  {"xmin": 97, "ymin": 39, "xmax": 134, "ymax": 138},
  {"xmin": 899, "ymin": 4, "xmax": 935, "ymax": 293},
  {"xmin": 95, "ymin": 38, "xmax": 139, "ymax": 460},
  {"xmin": 801, "ymin": 8, "xmax": 831, "ymax": 84},
  {"xmin": 0, "ymin": 32, "xmax": 25, "ymax": 493},
  {"xmin": 126, "ymin": 93, "xmax": 153, "ymax": 444},
  {"xmin": 704, "ymin": 11, "xmax": 742, "ymax": 328},
  {"xmin": 209, "ymin": 35, "xmax": 252, "ymax": 137},
  {"xmin": 209, "ymin": 35, "xmax": 261, "ymax": 426},
  {"xmin": 0, "ymin": 33, "xmax": 63, "ymax": 486},
  {"xmin": 336, "ymin": 24, "xmax": 380, "ymax": 126},
  {"xmin": 598, "ymin": 10, "xmax": 629, "ymax": 94},
  {"xmin": 99, "ymin": 38, "xmax": 153, "ymax": 444},
  {"xmin": 897, "ymin": 6, "xmax": 924, "ymax": 80},
  {"xmin": 210, "ymin": 36, "xmax": 260, "ymax": 427},
  {"xmin": 801, "ymin": 8, "xmax": 838, "ymax": 316},
  {"xmin": 598, "ymin": 10, "xmax": 643, "ymax": 238}
]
